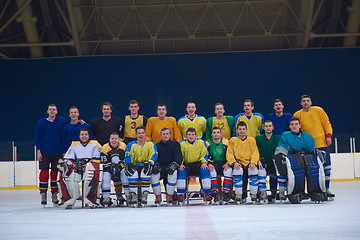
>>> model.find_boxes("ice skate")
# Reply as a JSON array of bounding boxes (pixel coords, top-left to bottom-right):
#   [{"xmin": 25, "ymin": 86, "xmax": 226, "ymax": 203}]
[
  {"xmin": 325, "ymin": 189, "xmax": 335, "ymax": 201},
  {"xmin": 211, "ymin": 191, "xmax": 220, "ymax": 205},
  {"xmin": 177, "ymin": 194, "xmax": 184, "ymax": 206},
  {"xmin": 251, "ymin": 194, "xmax": 259, "ymax": 204},
  {"xmin": 140, "ymin": 191, "xmax": 149, "ymax": 208},
  {"xmin": 40, "ymin": 192, "xmax": 47, "ymax": 207},
  {"xmin": 203, "ymin": 193, "xmax": 211, "ymax": 205},
  {"xmin": 129, "ymin": 192, "xmax": 138, "ymax": 208},
  {"xmin": 116, "ymin": 192, "xmax": 126, "ymax": 206},
  {"xmin": 235, "ymin": 194, "xmax": 242, "ymax": 205},
  {"xmin": 100, "ymin": 197, "xmax": 113, "ymax": 207},
  {"xmin": 155, "ymin": 195, "xmax": 162, "ymax": 207},
  {"xmin": 167, "ymin": 194, "xmax": 173, "ymax": 206},
  {"xmin": 51, "ymin": 192, "xmax": 59, "ymax": 207}
]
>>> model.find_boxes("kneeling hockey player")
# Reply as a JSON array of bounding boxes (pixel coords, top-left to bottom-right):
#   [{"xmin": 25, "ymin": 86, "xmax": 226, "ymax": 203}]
[
  {"xmin": 57, "ymin": 128, "xmax": 102, "ymax": 208},
  {"xmin": 273, "ymin": 117, "xmax": 326, "ymax": 204}
]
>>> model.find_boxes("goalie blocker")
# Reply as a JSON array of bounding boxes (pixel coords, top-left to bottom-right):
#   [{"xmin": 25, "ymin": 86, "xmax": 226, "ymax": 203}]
[{"xmin": 273, "ymin": 150, "xmax": 326, "ymax": 203}]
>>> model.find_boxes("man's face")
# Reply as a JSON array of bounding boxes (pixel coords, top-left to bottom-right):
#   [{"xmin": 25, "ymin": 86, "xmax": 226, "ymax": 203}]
[
  {"xmin": 211, "ymin": 129, "xmax": 222, "ymax": 140},
  {"xmin": 214, "ymin": 104, "xmax": 224, "ymax": 118},
  {"xmin": 289, "ymin": 120, "xmax": 301, "ymax": 133},
  {"xmin": 102, "ymin": 105, "xmax": 112, "ymax": 118},
  {"xmin": 186, "ymin": 131, "xmax": 196, "ymax": 142},
  {"xmin": 186, "ymin": 103, "xmax": 196, "ymax": 116},
  {"xmin": 47, "ymin": 106, "xmax": 58, "ymax": 118},
  {"xmin": 136, "ymin": 129, "xmax": 146, "ymax": 141},
  {"xmin": 157, "ymin": 106, "xmax": 167, "ymax": 119},
  {"xmin": 263, "ymin": 122, "xmax": 274, "ymax": 134},
  {"xmin": 273, "ymin": 102, "xmax": 284, "ymax": 113},
  {"xmin": 161, "ymin": 129, "xmax": 171, "ymax": 142},
  {"xmin": 237, "ymin": 125, "xmax": 247, "ymax": 138},
  {"xmin": 69, "ymin": 108, "xmax": 79, "ymax": 121},
  {"xmin": 109, "ymin": 134, "xmax": 120, "ymax": 148},
  {"xmin": 129, "ymin": 103, "xmax": 139, "ymax": 115},
  {"xmin": 301, "ymin": 97, "xmax": 312, "ymax": 110},
  {"xmin": 243, "ymin": 102, "xmax": 254, "ymax": 114},
  {"xmin": 79, "ymin": 130, "xmax": 89, "ymax": 142}
]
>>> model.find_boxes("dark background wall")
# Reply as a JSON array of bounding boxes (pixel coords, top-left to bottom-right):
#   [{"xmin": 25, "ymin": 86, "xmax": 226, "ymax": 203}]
[{"xmin": 0, "ymin": 48, "xmax": 359, "ymax": 153}]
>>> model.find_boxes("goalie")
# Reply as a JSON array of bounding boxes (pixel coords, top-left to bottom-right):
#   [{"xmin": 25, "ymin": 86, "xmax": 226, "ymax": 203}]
[
  {"xmin": 273, "ymin": 117, "xmax": 326, "ymax": 204},
  {"xmin": 57, "ymin": 128, "xmax": 102, "ymax": 208}
]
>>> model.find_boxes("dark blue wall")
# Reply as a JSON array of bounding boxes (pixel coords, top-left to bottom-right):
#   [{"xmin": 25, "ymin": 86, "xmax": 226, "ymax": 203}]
[{"xmin": 1, "ymin": 48, "xmax": 359, "ymax": 145}]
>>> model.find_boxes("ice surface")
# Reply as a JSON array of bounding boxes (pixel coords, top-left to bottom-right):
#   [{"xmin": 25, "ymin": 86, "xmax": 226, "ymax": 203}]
[{"xmin": 0, "ymin": 181, "xmax": 359, "ymax": 240}]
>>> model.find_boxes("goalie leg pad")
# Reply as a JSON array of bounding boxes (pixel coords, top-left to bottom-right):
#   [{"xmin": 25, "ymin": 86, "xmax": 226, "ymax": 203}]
[
  {"xmin": 303, "ymin": 153, "xmax": 326, "ymax": 198},
  {"xmin": 83, "ymin": 162, "xmax": 103, "ymax": 207},
  {"xmin": 57, "ymin": 159, "xmax": 79, "ymax": 208},
  {"xmin": 286, "ymin": 154, "xmax": 306, "ymax": 195},
  {"xmin": 273, "ymin": 154, "xmax": 288, "ymax": 176}
]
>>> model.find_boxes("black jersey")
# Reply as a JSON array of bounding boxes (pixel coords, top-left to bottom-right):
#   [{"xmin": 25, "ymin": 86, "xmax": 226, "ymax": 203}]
[{"xmin": 90, "ymin": 117, "xmax": 121, "ymax": 146}]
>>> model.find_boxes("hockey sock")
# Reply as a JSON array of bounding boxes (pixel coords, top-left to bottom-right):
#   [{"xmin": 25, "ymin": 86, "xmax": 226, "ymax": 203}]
[
  {"xmin": 166, "ymin": 171, "xmax": 177, "ymax": 195},
  {"xmin": 269, "ymin": 175, "xmax": 278, "ymax": 191},
  {"xmin": 248, "ymin": 167, "xmax": 259, "ymax": 196},
  {"xmin": 324, "ymin": 165, "xmax": 331, "ymax": 189},
  {"xmin": 140, "ymin": 172, "xmax": 151, "ymax": 193},
  {"xmin": 39, "ymin": 170, "xmax": 49, "ymax": 193},
  {"xmin": 151, "ymin": 173, "xmax": 161, "ymax": 196},
  {"xmin": 258, "ymin": 168, "xmax": 267, "ymax": 194},
  {"xmin": 102, "ymin": 172, "xmax": 111, "ymax": 198},
  {"xmin": 223, "ymin": 168, "xmax": 233, "ymax": 192},
  {"xmin": 177, "ymin": 169, "xmax": 187, "ymax": 195},
  {"xmin": 50, "ymin": 170, "xmax": 59, "ymax": 193},
  {"xmin": 209, "ymin": 168, "xmax": 218, "ymax": 191},
  {"xmin": 200, "ymin": 168, "xmax": 211, "ymax": 194}
]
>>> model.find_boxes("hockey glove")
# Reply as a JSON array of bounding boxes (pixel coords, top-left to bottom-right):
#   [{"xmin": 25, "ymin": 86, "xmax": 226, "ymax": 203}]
[
  {"xmin": 152, "ymin": 162, "xmax": 161, "ymax": 174},
  {"xmin": 143, "ymin": 161, "xmax": 154, "ymax": 175},
  {"xmin": 125, "ymin": 163, "xmax": 137, "ymax": 176},
  {"xmin": 166, "ymin": 162, "xmax": 180, "ymax": 175},
  {"xmin": 75, "ymin": 158, "xmax": 88, "ymax": 174}
]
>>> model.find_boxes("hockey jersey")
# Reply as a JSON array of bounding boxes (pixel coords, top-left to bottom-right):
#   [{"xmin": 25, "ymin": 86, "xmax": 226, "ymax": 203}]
[
  {"xmin": 145, "ymin": 117, "xmax": 182, "ymax": 143},
  {"xmin": 156, "ymin": 140, "xmax": 183, "ymax": 166},
  {"xmin": 62, "ymin": 122, "xmax": 92, "ymax": 153},
  {"xmin": 100, "ymin": 142, "xmax": 127, "ymax": 166},
  {"xmin": 234, "ymin": 113, "xmax": 264, "ymax": 138},
  {"xmin": 255, "ymin": 134, "xmax": 281, "ymax": 164},
  {"xmin": 64, "ymin": 140, "xmax": 101, "ymax": 160},
  {"xmin": 265, "ymin": 113, "xmax": 292, "ymax": 136},
  {"xmin": 206, "ymin": 138, "xmax": 228, "ymax": 162},
  {"xmin": 177, "ymin": 115, "xmax": 207, "ymax": 139},
  {"xmin": 293, "ymin": 106, "xmax": 332, "ymax": 148},
  {"xmin": 125, "ymin": 140, "xmax": 158, "ymax": 165},
  {"xmin": 180, "ymin": 138, "xmax": 208, "ymax": 165},
  {"xmin": 276, "ymin": 130, "xmax": 315, "ymax": 155},
  {"xmin": 119, "ymin": 115, "xmax": 148, "ymax": 144},
  {"xmin": 226, "ymin": 136, "xmax": 259, "ymax": 167},
  {"xmin": 205, "ymin": 116, "xmax": 235, "ymax": 141}
]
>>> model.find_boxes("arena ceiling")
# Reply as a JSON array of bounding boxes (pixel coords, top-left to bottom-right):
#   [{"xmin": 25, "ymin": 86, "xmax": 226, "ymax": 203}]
[{"xmin": 0, "ymin": 0, "xmax": 359, "ymax": 59}]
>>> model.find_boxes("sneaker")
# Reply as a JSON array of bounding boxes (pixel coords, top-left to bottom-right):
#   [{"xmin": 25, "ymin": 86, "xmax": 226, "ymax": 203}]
[
  {"xmin": 40, "ymin": 192, "xmax": 47, "ymax": 205},
  {"xmin": 167, "ymin": 194, "xmax": 173, "ymax": 205},
  {"xmin": 204, "ymin": 193, "xmax": 211, "ymax": 205},
  {"xmin": 155, "ymin": 195, "xmax": 162, "ymax": 206},
  {"xmin": 116, "ymin": 192, "xmax": 125, "ymax": 206},
  {"xmin": 141, "ymin": 191, "xmax": 149, "ymax": 207},
  {"xmin": 235, "ymin": 194, "xmax": 242, "ymax": 205},
  {"xmin": 178, "ymin": 194, "xmax": 185, "ymax": 205},
  {"xmin": 211, "ymin": 191, "xmax": 220, "ymax": 205},
  {"xmin": 51, "ymin": 192, "xmax": 59, "ymax": 206}
]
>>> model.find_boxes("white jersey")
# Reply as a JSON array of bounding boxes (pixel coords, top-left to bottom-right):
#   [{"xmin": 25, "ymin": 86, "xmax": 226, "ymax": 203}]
[{"xmin": 64, "ymin": 140, "xmax": 101, "ymax": 160}]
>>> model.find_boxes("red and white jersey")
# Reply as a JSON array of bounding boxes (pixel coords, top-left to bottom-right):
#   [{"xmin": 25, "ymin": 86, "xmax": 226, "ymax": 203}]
[{"xmin": 64, "ymin": 140, "xmax": 101, "ymax": 160}]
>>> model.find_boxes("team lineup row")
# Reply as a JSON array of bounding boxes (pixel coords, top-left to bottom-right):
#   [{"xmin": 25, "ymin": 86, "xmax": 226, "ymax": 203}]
[{"xmin": 35, "ymin": 95, "xmax": 334, "ymax": 207}]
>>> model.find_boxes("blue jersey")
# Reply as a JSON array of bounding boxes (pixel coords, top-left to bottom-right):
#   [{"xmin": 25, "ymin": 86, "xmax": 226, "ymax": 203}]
[
  {"xmin": 276, "ymin": 130, "xmax": 315, "ymax": 155},
  {"xmin": 265, "ymin": 113, "xmax": 292, "ymax": 135},
  {"xmin": 62, "ymin": 122, "xmax": 92, "ymax": 153},
  {"xmin": 35, "ymin": 116, "xmax": 67, "ymax": 154}
]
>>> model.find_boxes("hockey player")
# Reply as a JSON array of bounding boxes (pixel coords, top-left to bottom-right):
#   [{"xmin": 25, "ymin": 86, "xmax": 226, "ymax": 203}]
[
  {"xmin": 35, "ymin": 104, "xmax": 66, "ymax": 206},
  {"xmin": 146, "ymin": 104, "xmax": 182, "ymax": 143},
  {"xmin": 226, "ymin": 121, "xmax": 260, "ymax": 204},
  {"xmin": 153, "ymin": 127, "xmax": 183, "ymax": 206},
  {"xmin": 234, "ymin": 99, "xmax": 264, "ymax": 138},
  {"xmin": 273, "ymin": 117, "xmax": 326, "ymax": 204},
  {"xmin": 62, "ymin": 106, "xmax": 92, "ymax": 153},
  {"xmin": 58, "ymin": 128, "xmax": 102, "ymax": 208},
  {"xmin": 177, "ymin": 128, "xmax": 212, "ymax": 205},
  {"xmin": 265, "ymin": 99, "xmax": 292, "ymax": 136},
  {"xmin": 205, "ymin": 103, "xmax": 235, "ymax": 141},
  {"xmin": 119, "ymin": 100, "xmax": 148, "ymax": 144},
  {"xmin": 90, "ymin": 102, "xmax": 121, "ymax": 145},
  {"xmin": 100, "ymin": 132, "xmax": 128, "ymax": 207},
  {"xmin": 293, "ymin": 94, "xmax": 334, "ymax": 199},
  {"xmin": 125, "ymin": 126, "xmax": 158, "ymax": 207},
  {"xmin": 177, "ymin": 102, "xmax": 207, "ymax": 140},
  {"xmin": 255, "ymin": 120, "xmax": 281, "ymax": 203},
  {"xmin": 206, "ymin": 127, "xmax": 231, "ymax": 204}
]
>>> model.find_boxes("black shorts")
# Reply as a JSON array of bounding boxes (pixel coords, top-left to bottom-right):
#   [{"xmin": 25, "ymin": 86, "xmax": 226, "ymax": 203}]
[
  {"xmin": 184, "ymin": 162, "xmax": 202, "ymax": 176},
  {"xmin": 39, "ymin": 153, "xmax": 62, "ymax": 170},
  {"xmin": 210, "ymin": 160, "xmax": 226, "ymax": 176}
]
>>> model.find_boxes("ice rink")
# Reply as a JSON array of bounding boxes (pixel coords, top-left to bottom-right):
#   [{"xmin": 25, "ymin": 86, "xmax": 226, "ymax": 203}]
[{"xmin": 1, "ymin": 181, "xmax": 360, "ymax": 240}]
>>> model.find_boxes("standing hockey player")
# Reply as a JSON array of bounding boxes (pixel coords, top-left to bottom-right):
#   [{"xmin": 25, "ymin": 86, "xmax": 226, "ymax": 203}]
[
  {"xmin": 273, "ymin": 117, "xmax": 326, "ymax": 204},
  {"xmin": 177, "ymin": 102, "xmax": 207, "ymax": 139},
  {"xmin": 58, "ymin": 128, "xmax": 102, "ymax": 208},
  {"xmin": 146, "ymin": 104, "xmax": 182, "ymax": 143},
  {"xmin": 265, "ymin": 99, "xmax": 292, "ymax": 136},
  {"xmin": 125, "ymin": 126, "xmax": 158, "ymax": 207},
  {"xmin": 35, "ymin": 104, "xmax": 66, "ymax": 206},
  {"xmin": 90, "ymin": 102, "xmax": 121, "ymax": 146},
  {"xmin": 205, "ymin": 103, "xmax": 235, "ymax": 141},
  {"xmin": 255, "ymin": 120, "xmax": 281, "ymax": 203},
  {"xmin": 206, "ymin": 127, "xmax": 231, "ymax": 204},
  {"xmin": 234, "ymin": 99, "xmax": 264, "ymax": 138},
  {"xmin": 177, "ymin": 128, "xmax": 212, "ymax": 205},
  {"xmin": 293, "ymin": 94, "xmax": 334, "ymax": 198},
  {"xmin": 226, "ymin": 121, "xmax": 260, "ymax": 204},
  {"xmin": 119, "ymin": 100, "xmax": 148, "ymax": 144},
  {"xmin": 62, "ymin": 106, "xmax": 92, "ymax": 153},
  {"xmin": 153, "ymin": 127, "xmax": 183, "ymax": 206},
  {"xmin": 100, "ymin": 132, "xmax": 128, "ymax": 207}
]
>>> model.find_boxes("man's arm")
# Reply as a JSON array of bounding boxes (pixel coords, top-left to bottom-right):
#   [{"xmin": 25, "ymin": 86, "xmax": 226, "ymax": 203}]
[
  {"xmin": 226, "ymin": 140, "xmax": 236, "ymax": 166},
  {"xmin": 319, "ymin": 108, "xmax": 333, "ymax": 146},
  {"xmin": 35, "ymin": 120, "xmax": 43, "ymax": 161},
  {"xmin": 205, "ymin": 118, "xmax": 213, "ymax": 142},
  {"xmin": 173, "ymin": 141, "xmax": 183, "ymax": 165},
  {"xmin": 173, "ymin": 120, "xmax": 183, "ymax": 143},
  {"xmin": 145, "ymin": 118, "xmax": 153, "ymax": 141}
]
